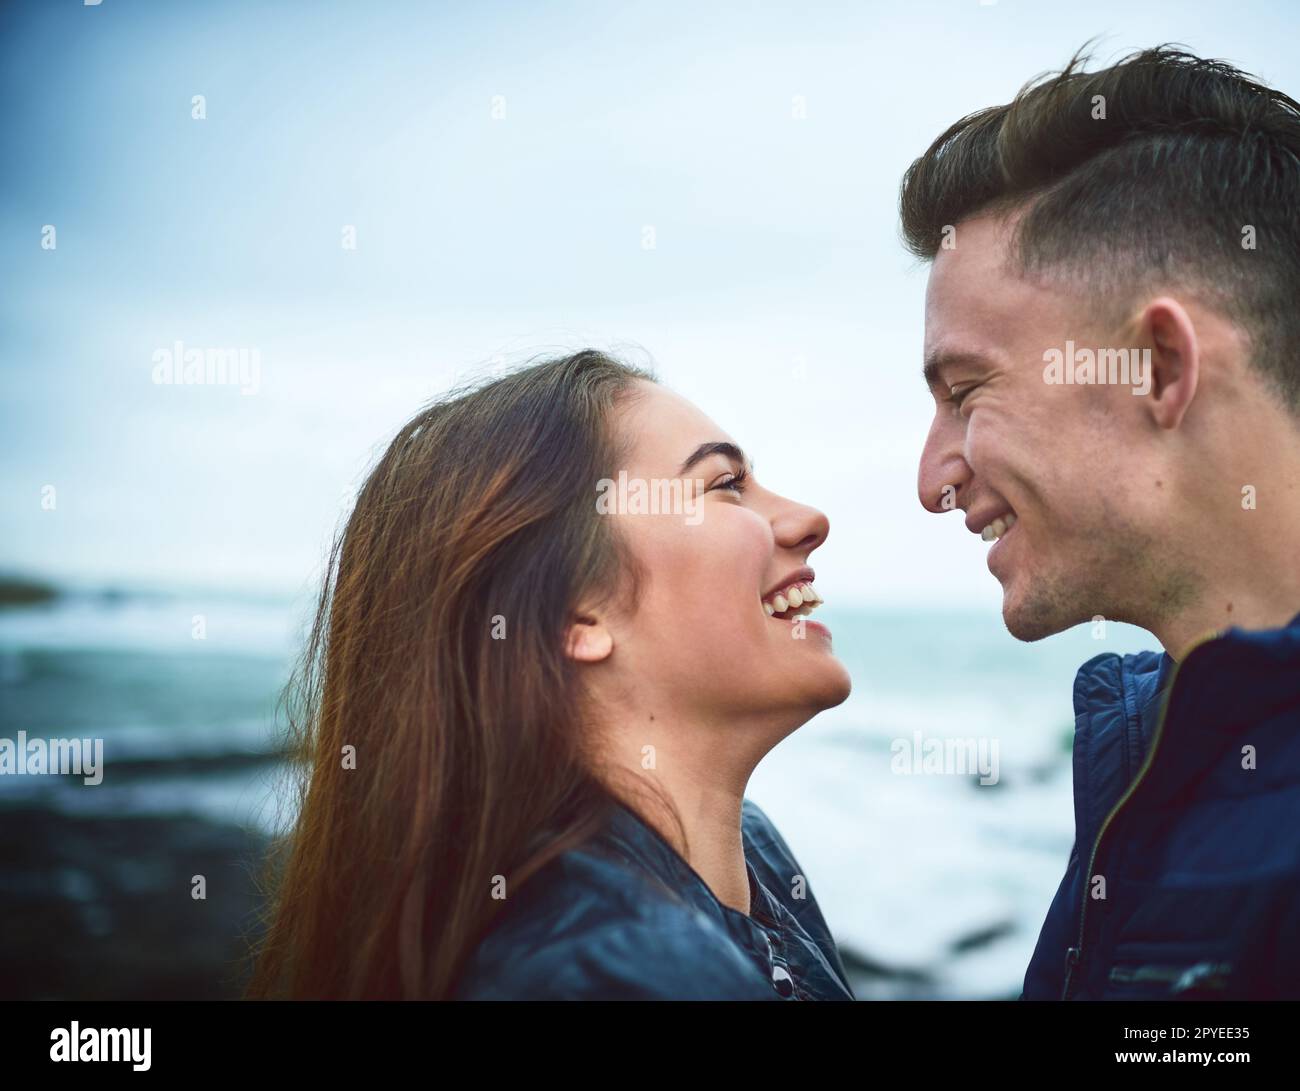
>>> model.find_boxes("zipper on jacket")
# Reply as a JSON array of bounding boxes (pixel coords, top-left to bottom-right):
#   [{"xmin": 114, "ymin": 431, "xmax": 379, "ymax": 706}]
[
  {"xmin": 1063, "ymin": 946, "xmax": 1080, "ymax": 993},
  {"xmin": 1060, "ymin": 644, "xmax": 1203, "ymax": 1000}
]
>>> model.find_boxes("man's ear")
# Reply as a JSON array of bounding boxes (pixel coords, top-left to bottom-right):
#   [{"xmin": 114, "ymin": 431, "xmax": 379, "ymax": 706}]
[
  {"xmin": 1140, "ymin": 296, "xmax": 1200, "ymax": 429},
  {"xmin": 565, "ymin": 613, "xmax": 613, "ymax": 663}
]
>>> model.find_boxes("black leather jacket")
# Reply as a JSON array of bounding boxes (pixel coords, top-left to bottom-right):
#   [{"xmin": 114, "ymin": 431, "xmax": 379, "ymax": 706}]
[{"xmin": 453, "ymin": 797, "xmax": 856, "ymax": 1000}]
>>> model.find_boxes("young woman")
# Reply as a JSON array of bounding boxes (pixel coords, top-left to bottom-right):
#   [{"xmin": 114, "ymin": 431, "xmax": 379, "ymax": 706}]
[{"xmin": 246, "ymin": 350, "xmax": 855, "ymax": 1000}]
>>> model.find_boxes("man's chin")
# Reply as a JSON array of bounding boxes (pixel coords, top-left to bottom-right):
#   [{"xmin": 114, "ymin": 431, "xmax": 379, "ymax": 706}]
[{"xmin": 1001, "ymin": 585, "xmax": 1078, "ymax": 643}]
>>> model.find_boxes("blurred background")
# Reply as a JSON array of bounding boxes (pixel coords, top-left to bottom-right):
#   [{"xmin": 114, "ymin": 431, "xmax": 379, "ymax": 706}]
[{"xmin": 2, "ymin": 0, "xmax": 1296, "ymax": 1000}]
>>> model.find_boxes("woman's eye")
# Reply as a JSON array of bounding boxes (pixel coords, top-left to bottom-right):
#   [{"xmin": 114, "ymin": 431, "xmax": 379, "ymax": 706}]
[{"xmin": 710, "ymin": 469, "xmax": 748, "ymax": 494}]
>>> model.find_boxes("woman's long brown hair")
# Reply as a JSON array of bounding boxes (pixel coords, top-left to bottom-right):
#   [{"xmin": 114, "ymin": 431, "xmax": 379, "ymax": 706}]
[{"xmin": 243, "ymin": 349, "xmax": 685, "ymax": 999}]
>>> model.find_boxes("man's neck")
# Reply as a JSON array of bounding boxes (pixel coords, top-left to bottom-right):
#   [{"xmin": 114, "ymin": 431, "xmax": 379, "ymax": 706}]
[
  {"xmin": 1159, "ymin": 595, "xmax": 1300, "ymax": 661},
  {"xmin": 1154, "ymin": 508, "xmax": 1300, "ymax": 660}
]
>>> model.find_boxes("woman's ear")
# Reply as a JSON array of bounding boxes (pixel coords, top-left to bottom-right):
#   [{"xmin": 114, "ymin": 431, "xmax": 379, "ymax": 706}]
[{"xmin": 565, "ymin": 613, "xmax": 613, "ymax": 663}]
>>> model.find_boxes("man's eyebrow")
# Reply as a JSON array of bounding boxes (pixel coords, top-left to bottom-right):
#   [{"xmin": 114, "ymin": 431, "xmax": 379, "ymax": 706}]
[
  {"xmin": 922, "ymin": 350, "xmax": 990, "ymax": 389},
  {"xmin": 677, "ymin": 441, "xmax": 751, "ymax": 477}
]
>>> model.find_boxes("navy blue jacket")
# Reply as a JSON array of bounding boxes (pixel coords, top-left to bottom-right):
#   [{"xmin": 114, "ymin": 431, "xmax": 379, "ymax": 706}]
[
  {"xmin": 452, "ymin": 798, "xmax": 856, "ymax": 1000},
  {"xmin": 1023, "ymin": 611, "xmax": 1300, "ymax": 999}
]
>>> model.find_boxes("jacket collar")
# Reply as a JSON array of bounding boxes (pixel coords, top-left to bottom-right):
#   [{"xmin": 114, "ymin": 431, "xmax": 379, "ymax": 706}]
[
  {"xmin": 597, "ymin": 800, "xmax": 789, "ymax": 962},
  {"xmin": 1137, "ymin": 607, "xmax": 1300, "ymax": 806},
  {"xmin": 1070, "ymin": 647, "xmax": 1170, "ymax": 852},
  {"xmin": 1071, "ymin": 609, "xmax": 1300, "ymax": 832}
]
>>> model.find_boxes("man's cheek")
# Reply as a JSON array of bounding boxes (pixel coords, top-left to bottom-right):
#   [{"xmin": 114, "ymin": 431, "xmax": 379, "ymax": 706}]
[{"xmin": 965, "ymin": 410, "xmax": 1006, "ymax": 459}]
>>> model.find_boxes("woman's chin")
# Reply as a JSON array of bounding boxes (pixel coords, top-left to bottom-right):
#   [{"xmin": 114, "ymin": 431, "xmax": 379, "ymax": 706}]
[
  {"xmin": 770, "ymin": 656, "xmax": 853, "ymax": 717},
  {"xmin": 772, "ymin": 625, "xmax": 852, "ymax": 708},
  {"xmin": 817, "ymin": 660, "xmax": 853, "ymax": 709}
]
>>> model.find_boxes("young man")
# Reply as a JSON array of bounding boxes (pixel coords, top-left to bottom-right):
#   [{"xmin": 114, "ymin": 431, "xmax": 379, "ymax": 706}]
[{"xmin": 902, "ymin": 45, "xmax": 1300, "ymax": 999}]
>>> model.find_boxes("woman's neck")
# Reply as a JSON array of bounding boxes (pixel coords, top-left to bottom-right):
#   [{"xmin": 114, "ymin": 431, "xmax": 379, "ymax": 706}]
[{"xmin": 599, "ymin": 710, "xmax": 781, "ymax": 917}]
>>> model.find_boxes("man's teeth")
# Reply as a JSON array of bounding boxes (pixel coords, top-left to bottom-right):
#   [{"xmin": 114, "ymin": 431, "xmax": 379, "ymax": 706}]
[
  {"xmin": 762, "ymin": 582, "xmax": 822, "ymax": 619},
  {"xmin": 980, "ymin": 513, "xmax": 1017, "ymax": 542}
]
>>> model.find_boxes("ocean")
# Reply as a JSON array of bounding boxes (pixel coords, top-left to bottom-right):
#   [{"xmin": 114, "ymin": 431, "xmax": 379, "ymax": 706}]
[{"xmin": 0, "ymin": 585, "xmax": 1159, "ymax": 999}]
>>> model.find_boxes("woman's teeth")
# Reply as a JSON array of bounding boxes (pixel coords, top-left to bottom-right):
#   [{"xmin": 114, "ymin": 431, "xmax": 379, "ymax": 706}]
[
  {"xmin": 762, "ymin": 582, "xmax": 823, "ymax": 619},
  {"xmin": 980, "ymin": 512, "xmax": 1017, "ymax": 542}
]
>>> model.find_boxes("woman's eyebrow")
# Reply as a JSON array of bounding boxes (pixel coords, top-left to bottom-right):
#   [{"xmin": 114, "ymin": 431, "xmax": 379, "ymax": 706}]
[{"xmin": 677, "ymin": 441, "xmax": 751, "ymax": 476}]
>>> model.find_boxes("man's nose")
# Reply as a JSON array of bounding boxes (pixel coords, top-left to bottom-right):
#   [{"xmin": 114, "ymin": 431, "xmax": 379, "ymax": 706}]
[{"xmin": 917, "ymin": 416, "xmax": 971, "ymax": 514}]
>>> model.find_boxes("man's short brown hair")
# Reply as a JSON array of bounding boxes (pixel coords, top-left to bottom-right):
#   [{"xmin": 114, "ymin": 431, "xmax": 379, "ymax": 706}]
[{"xmin": 899, "ymin": 43, "xmax": 1300, "ymax": 411}]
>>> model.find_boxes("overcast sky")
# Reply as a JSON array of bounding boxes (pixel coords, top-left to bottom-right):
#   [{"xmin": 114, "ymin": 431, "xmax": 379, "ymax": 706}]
[{"xmin": 3, "ymin": 0, "xmax": 1297, "ymax": 606}]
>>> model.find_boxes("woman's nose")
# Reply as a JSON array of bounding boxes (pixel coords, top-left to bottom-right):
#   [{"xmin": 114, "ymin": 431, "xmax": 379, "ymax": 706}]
[{"xmin": 773, "ymin": 498, "xmax": 829, "ymax": 554}]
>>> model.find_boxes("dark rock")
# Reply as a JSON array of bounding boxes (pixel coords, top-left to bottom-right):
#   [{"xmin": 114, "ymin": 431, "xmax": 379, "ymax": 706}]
[{"xmin": 0, "ymin": 807, "xmax": 271, "ymax": 1000}]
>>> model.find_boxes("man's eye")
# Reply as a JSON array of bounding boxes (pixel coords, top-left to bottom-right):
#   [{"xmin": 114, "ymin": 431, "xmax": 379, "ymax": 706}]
[{"xmin": 949, "ymin": 384, "xmax": 975, "ymax": 412}]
